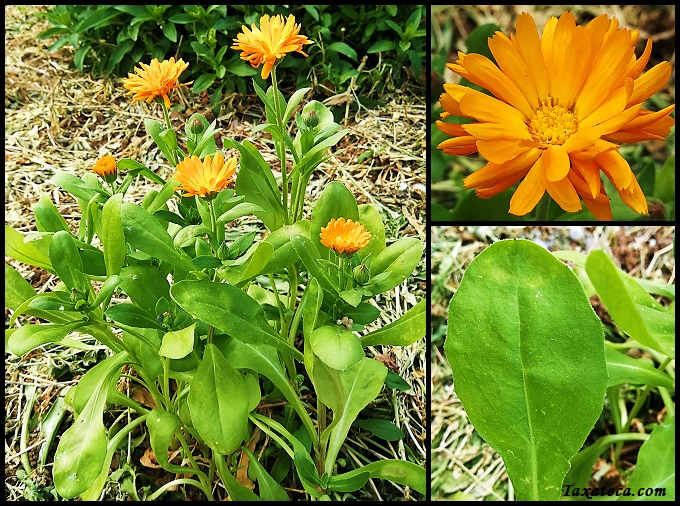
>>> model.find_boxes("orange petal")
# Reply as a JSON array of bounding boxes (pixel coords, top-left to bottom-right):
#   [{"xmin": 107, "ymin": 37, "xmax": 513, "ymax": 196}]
[
  {"xmin": 627, "ymin": 62, "xmax": 672, "ymax": 106},
  {"xmin": 579, "ymin": 84, "xmax": 630, "ymax": 129},
  {"xmin": 436, "ymin": 121, "xmax": 469, "ymax": 137},
  {"xmin": 544, "ymin": 175, "xmax": 582, "ymax": 213},
  {"xmin": 459, "ymin": 53, "xmax": 534, "ymax": 118},
  {"xmin": 562, "ymin": 127, "xmax": 602, "ymax": 153},
  {"xmin": 488, "ymin": 32, "xmax": 539, "ymax": 109},
  {"xmin": 543, "ymin": 144, "xmax": 570, "ymax": 182},
  {"xmin": 509, "ymin": 154, "xmax": 546, "ymax": 215},
  {"xmin": 464, "ymin": 148, "xmax": 542, "ymax": 189},
  {"xmin": 571, "ymin": 157, "xmax": 602, "ymax": 199},
  {"xmin": 477, "ymin": 139, "xmax": 530, "ymax": 164},
  {"xmin": 462, "ymin": 122, "xmax": 532, "ymax": 141},
  {"xmin": 514, "ymin": 12, "xmax": 550, "ymax": 101},
  {"xmin": 616, "ymin": 174, "xmax": 648, "ymax": 215},
  {"xmin": 596, "ymin": 150, "xmax": 633, "ymax": 190},
  {"xmin": 459, "ymin": 90, "xmax": 529, "ymax": 126}
]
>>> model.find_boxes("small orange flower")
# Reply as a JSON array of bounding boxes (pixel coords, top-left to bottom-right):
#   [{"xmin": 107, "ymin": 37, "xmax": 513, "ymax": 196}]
[
  {"xmin": 174, "ymin": 153, "xmax": 237, "ymax": 198},
  {"xmin": 92, "ymin": 154, "xmax": 117, "ymax": 178},
  {"xmin": 320, "ymin": 218, "xmax": 372, "ymax": 256},
  {"xmin": 231, "ymin": 13, "xmax": 312, "ymax": 80},
  {"xmin": 122, "ymin": 57, "xmax": 193, "ymax": 108}
]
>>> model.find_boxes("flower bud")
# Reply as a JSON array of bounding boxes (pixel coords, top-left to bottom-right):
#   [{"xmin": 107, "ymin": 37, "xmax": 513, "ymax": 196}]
[
  {"xmin": 217, "ymin": 242, "xmax": 230, "ymax": 261},
  {"xmin": 304, "ymin": 110, "xmax": 319, "ymax": 129},
  {"xmin": 353, "ymin": 263, "xmax": 371, "ymax": 285},
  {"xmin": 189, "ymin": 117, "xmax": 205, "ymax": 136}
]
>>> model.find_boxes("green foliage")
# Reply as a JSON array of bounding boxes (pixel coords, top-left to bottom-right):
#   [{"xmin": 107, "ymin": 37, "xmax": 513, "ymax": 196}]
[{"xmin": 37, "ymin": 4, "xmax": 426, "ymax": 111}]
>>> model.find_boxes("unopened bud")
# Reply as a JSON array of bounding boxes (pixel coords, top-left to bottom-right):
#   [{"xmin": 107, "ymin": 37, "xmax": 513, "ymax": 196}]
[
  {"xmin": 353, "ymin": 264, "xmax": 371, "ymax": 285},
  {"xmin": 217, "ymin": 242, "xmax": 230, "ymax": 261},
  {"xmin": 189, "ymin": 118, "xmax": 205, "ymax": 136},
  {"xmin": 304, "ymin": 110, "xmax": 319, "ymax": 129}
]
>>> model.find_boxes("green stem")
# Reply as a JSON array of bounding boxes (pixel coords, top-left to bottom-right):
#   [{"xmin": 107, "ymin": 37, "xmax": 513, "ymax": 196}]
[
  {"xmin": 145, "ymin": 478, "xmax": 213, "ymax": 501},
  {"xmin": 317, "ymin": 396, "xmax": 327, "ymax": 478},
  {"xmin": 535, "ymin": 194, "xmax": 551, "ymax": 221},
  {"xmin": 270, "ymin": 66, "xmax": 290, "ymax": 225},
  {"xmin": 161, "ymin": 101, "xmax": 173, "ymax": 132}
]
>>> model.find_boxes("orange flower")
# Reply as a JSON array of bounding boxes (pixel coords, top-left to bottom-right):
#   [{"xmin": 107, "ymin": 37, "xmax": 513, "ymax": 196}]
[
  {"xmin": 92, "ymin": 154, "xmax": 117, "ymax": 178},
  {"xmin": 320, "ymin": 218, "xmax": 372, "ymax": 256},
  {"xmin": 231, "ymin": 13, "xmax": 312, "ymax": 79},
  {"xmin": 437, "ymin": 11, "xmax": 675, "ymax": 220},
  {"xmin": 122, "ymin": 57, "xmax": 193, "ymax": 108},
  {"xmin": 174, "ymin": 153, "xmax": 237, "ymax": 198}
]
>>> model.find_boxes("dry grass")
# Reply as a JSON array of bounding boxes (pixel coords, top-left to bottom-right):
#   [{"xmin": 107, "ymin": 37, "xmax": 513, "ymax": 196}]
[
  {"xmin": 430, "ymin": 226, "xmax": 675, "ymax": 500},
  {"xmin": 5, "ymin": 5, "xmax": 426, "ymax": 500}
]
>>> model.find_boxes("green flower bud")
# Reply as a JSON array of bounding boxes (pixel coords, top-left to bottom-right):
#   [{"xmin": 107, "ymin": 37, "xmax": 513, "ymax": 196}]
[
  {"xmin": 189, "ymin": 117, "xmax": 205, "ymax": 136},
  {"xmin": 304, "ymin": 110, "xmax": 319, "ymax": 129},
  {"xmin": 353, "ymin": 263, "xmax": 371, "ymax": 285}
]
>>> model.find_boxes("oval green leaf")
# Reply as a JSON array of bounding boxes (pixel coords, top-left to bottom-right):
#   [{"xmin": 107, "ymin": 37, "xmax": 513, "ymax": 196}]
[
  {"xmin": 310, "ymin": 325, "xmax": 364, "ymax": 371},
  {"xmin": 445, "ymin": 239, "xmax": 608, "ymax": 501},
  {"xmin": 188, "ymin": 343, "xmax": 249, "ymax": 455}
]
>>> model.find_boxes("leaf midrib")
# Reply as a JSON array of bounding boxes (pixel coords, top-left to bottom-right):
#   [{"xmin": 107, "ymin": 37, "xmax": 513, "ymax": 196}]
[{"xmin": 516, "ymin": 287, "xmax": 539, "ymax": 500}]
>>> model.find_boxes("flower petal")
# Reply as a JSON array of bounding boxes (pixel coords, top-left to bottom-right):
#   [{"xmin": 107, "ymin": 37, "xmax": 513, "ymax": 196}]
[
  {"xmin": 544, "ymin": 175, "xmax": 582, "ymax": 213},
  {"xmin": 596, "ymin": 150, "xmax": 633, "ymax": 190},
  {"xmin": 477, "ymin": 139, "xmax": 530, "ymax": 164},
  {"xmin": 543, "ymin": 144, "xmax": 570, "ymax": 182},
  {"xmin": 459, "ymin": 90, "xmax": 529, "ymax": 126},
  {"xmin": 509, "ymin": 154, "xmax": 546, "ymax": 215}
]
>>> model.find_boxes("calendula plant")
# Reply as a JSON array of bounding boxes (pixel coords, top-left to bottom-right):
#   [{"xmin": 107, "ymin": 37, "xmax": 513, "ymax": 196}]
[
  {"xmin": 445, "ymin": 237, "xmax": 674, "ymax": 501},
  {"xmin": 433, "ymin": 9, "xmax": 675, "ymax": 221},
  {"xmin": 5, "ymin": 13, "xmax": 425, "ymax": 501}
]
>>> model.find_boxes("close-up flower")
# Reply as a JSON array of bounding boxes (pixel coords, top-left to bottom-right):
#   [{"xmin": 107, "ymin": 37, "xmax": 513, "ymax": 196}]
[
  {"xmin": 231, "ymin": 13, "xmax": 312, "ymax": 80},
  {"xmin": 122, "ymin": 57, "xmax": 193, "ymax": 108},
  {"xmin": 92, "ymin": 154, "xmax": 117, "ymax": 179},
  {"xmin": 320, "ymin": 218, "xmax": 372, "ymax": 256},
  {"xmin": 173, "ymin": 153, "xmax": 237, "ymax": 198},
  {"xmin": 436, "ymin": 11, "xmax": 675, "ymax": 220}
]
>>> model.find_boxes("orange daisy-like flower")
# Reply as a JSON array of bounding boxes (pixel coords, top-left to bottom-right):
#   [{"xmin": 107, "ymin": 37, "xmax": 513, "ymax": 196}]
[
  {"xmin": 92, "ymin": 154, "xmax": 117, "ymax": 178},
  {"xmin": 231, "ymin": 13, "xmax": 312, "ymax": 80},
  {"xmin": 122, "ymin": 57, "xmax": 193, "ymax": 108},
  {"xmin": 437, "ymin": 11, "xmax": 675, "ymax": 220},
  {"xmin": 320, "ymin": 218, "xmax": 372, "ymax": 256},
  {"xmin": 174, "ymin": 153, "xmax": 237, "ymax": 198}
]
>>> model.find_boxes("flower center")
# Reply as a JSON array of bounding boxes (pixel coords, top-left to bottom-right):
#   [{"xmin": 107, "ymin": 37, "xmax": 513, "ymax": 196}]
[{"xmin": 528, "ymin": 97, "xmax": 578, "ymax": 146}]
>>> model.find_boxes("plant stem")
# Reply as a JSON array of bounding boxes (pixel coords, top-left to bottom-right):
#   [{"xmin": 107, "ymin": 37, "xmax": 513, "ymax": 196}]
[
  {"xmin": 270, "ymin": 66, "xmax": 290, "ymax": 225},
  {"xmin": 535, "ymin": 194, "xmax": 551, "ymax": 221},
  {"xmin": 317, "ymin": 396, "xmax": 327, "ymax": 478}
]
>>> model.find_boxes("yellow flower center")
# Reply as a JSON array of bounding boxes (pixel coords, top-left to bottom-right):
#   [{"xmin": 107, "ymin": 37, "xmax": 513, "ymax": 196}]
[{"xmin": 528, "ymin": 97, "xmax": 578, "ymax": 146}]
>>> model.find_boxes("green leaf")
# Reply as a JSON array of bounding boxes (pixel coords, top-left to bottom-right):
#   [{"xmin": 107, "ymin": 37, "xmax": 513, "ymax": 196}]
[
  {"xmin": 241, "ymin": 447, "xmax": 290, "ymax": 501},
  {"xmin": 586, "ymin": 250, "xmax": 674, "ymax": 358},
  {"xmin": 445, "ymin": 239, "xmax": 608, "ymax": 501},
  {"xmin": 621, "ymin": 415, "xmax": 675, "ymax": 501},
  {"xmin": 313, "ymin": 357, "xmax": 387, "ymax": 474},
  {"xmin": 8, "ymin": 320, "xmax": 89, "ymax": 356},
  {"xmin": 283, "ymin": 87, "xmax": 312, "ymax": 125},
  {"xmin": 605, "ymin": 346, "xmax": 675, "ymax": 390},
  {"xmin": 101, "ymin": 193, "xmax": 125, "ymax": 276},
  {"xmin": 653, "ymin": 155, "xmax": 675, "ymax": 204},
  {"xmin": 33, "ymin": 193, "xmax": 69, "ymax": 233},
  {"xmin": 310, "ymin": 325, "xmax": 364, "ymax": 371},
  {"xmin": 76, "ymin": 6, "xmax": 120, "ymax": 33},
  {"xmin": 53, "ymin": 352, "xmax": 128, "ymax": 498},
  {"xmin": 118, "ymin": 265, "xmax": 170, "ymax": 314},
  {"xmin": 5, "ymin": 225, "xmax": 53, "ymax": 272},
  {"xmin": 216, "ymin": 202, "xmax": 265, "ymax": 224},
  {"xmin": 171, "ymin": 280, "xmax": 303, "ymax": 361},
  {"xmin": 144, "ymin": 119, "xmax": 177, "ymax": 166},
  {"xmin": 105, "ymin": 303, "xmax": 165, "ymax": 330},
  {"xmin": 367, "ymin": 237, "xmax": 423, "ymax": 295},
  {"xmin": 327, "ymin": 41, "xmax": 357, "ymax": 60},
  {"xmin": 188, "ymin": 343, "xmax": 249, "ymax": 454},
  {"xmin": 161, "ymin": 21, "xmax": 177, "ymax": 42},
  {"xmin": 159, "ymin": 324, "xmax": 196, "ymax": 359},
  {"xmin": 367, "ymin": 40, "xmax": 397, "ymax": 53},
  {"xmin": 5, "ymin": 264, "xmax": 36, "ymax": 311},
  {"xmin": 106, "ymin": 39, "xmax": 135, "ymax": 73},
  {"xmin": 357, "ymin": 204, "xmax": 385, "ymax": 261},
  {"xmin": 330, "ymin": 459, "xmax": 426, "ymax": 495},
  {"xmin": 193, "ymin": 73, "xmax": 217, "ymax": 94},
  {"xmin": 214, "ymin": 334, "xmax": 316, "ymax": 442},
  {"xmin": 49, "ymin": 231, "xmax": 89, "ymax": 293},
  {"xmin": 290, "ymin": 235, "xmax": 339, "ymax": 304},
  {"xmin": 360, "ymin": 299, "xmax": 425, "ymax": 347},
  {"xmin": 260, "ymin": 220, "xmax": 311, "ymax": 275},
  {"xmin": 214, "ymin": 452, "xmax": 262, "ymax": 501},
  {"xmin": 352, "ymin": 418, "xmax": 405, "ymax": 441},
  {"xmin": 216, "ymin": 241, "xmax": 274, "ymax": 286},
  {"xmin": 121, "ymin": 202, "xmax": 195, "ymax": 273},
  {"xmin": 145, "ymin": 178, "xmax": 180, "ymax": 215}
]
